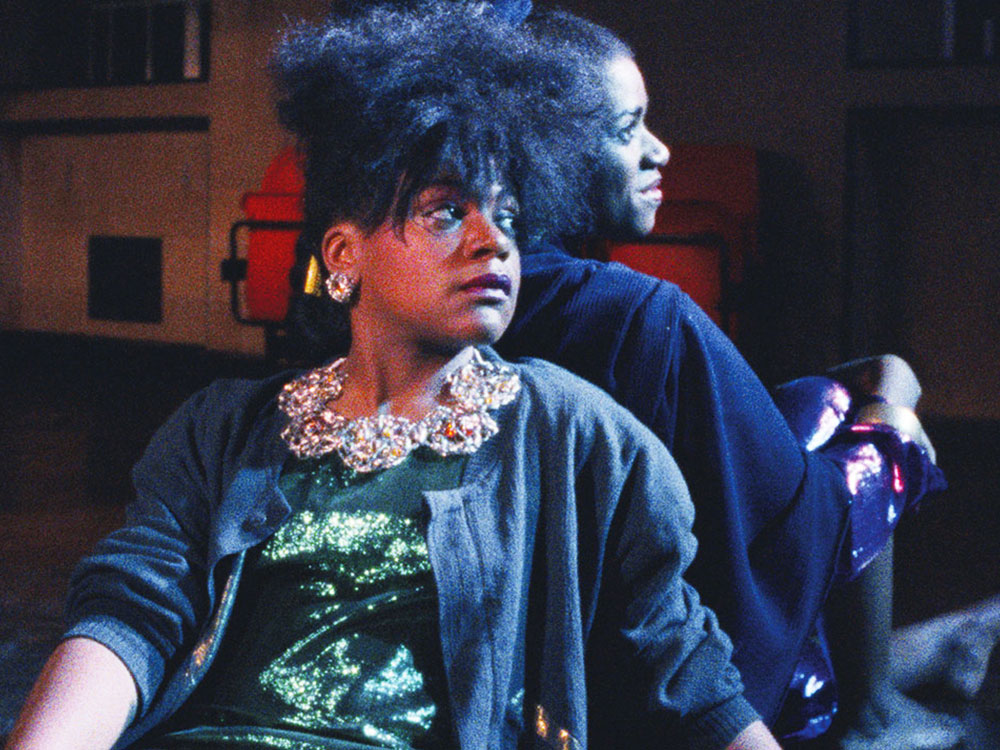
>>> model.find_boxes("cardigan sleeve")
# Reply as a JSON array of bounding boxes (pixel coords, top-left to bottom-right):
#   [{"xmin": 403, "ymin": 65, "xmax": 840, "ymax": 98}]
[
  {"xmin": 518, "ymin": 361, "xmax": 762, "ymax": 750},
  {"xmin": 588, "ymin": 409, "xmax": 761, "ymax": 750},
  {"xmin": 61, "ymin": 376, "xmax": 281, "ymax": 716},
  {"xmin": 63, "ymin": 385, "xmax": 219, "ymax": 714}
]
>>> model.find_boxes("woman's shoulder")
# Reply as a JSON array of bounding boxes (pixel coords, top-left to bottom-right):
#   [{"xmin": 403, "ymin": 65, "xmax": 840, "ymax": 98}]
[
  {"xmin": 501, "ymin": 353, "xmax": 665, "ymax": 450},
  {"xmin": 163, "ymin": 370, "xmax": 290, "ymax": 428},
  {"xmin": 520, "ymin": 248, "xmax": 687, "ymax": 306},
  {"xmin": 196, "ymin": 371, "xmax": 292, "ymax": 415},
  {"xmin": 508, "ymin": 353, "xmax": 599, "ymax": 394},
  {"xmin": 505, "ymin": 251, "xmax": 698, "ymax": 381},
  {"xmin": 495, "ymin": 353, "xmax": 690, "ymax": 508},
  {"xmin": 137, "ymin": 370, "xmax": 292, "ymax": 469}
]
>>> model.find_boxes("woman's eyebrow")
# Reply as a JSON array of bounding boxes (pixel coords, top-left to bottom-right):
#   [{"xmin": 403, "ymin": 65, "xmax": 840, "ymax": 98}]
[
  {"xmin": 412, "ymin": 181, "xmax": 467, "ymax": 204},
  {"xmin": 616, "ymin": 107, "xmax": 643, "ymax": 125}
]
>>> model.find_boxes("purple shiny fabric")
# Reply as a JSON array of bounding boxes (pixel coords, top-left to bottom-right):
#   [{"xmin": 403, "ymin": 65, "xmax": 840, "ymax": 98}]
[
  {"xmin": 778, "ymin": 617, "xmax": 838, "ymax": 742},
  {"xmin": 771, "ymin": 376, "xmax": 946, "ymax": 740},
  {"xmin": 772, "ymin": 376, "xmax": 852, "ymax": 453},
  {"xmin": 773, "ymin": 376, "xmax": 944, "ymax": 582},
  {"xmin": 828, "ymin": 421, "xmax": 939, "ymax": 581}
]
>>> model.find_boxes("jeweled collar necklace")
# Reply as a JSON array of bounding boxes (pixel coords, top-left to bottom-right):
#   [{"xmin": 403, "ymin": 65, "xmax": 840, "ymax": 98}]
[{"xmin": 278, "ymin": 349, "xmax": 520, "ymax": 472}]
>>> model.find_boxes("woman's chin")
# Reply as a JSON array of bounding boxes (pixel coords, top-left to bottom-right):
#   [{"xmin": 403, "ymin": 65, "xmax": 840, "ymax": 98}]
[
  {"xmin": 459, "ymin": 307, "xmax": 514, "ymax": 347},
  {"xmin": 416, "ymin": 328, "xmax": 505, "ymax": 357}
]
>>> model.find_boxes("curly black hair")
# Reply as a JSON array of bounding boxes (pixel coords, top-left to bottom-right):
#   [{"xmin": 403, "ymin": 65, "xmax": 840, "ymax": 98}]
[
  {"xmin": 525, "ymin": 7, "xmax": 632, "ymax": 71},
  {"xmin": 272, "ymin": 0, "xmax": 605, "ymax": 360}
]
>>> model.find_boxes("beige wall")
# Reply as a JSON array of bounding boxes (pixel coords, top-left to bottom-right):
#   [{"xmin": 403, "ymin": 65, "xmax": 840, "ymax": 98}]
[
  {"xmin": 1, "ymin": 1, "xmax": 998, "ymax": 416},
  {"xmin": 17, "ymin": 132, "xmax": 209, "ymax": 342},
  {"xmin": 0, "ymin": 0, "xmax": 326, "ymax": 355}
]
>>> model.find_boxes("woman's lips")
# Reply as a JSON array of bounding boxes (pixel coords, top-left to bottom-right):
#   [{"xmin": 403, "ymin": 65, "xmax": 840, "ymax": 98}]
[
  {"xmin": 639, "ymin": 178, "xmax": 663, "ymax": 204},
  {"xmin": 460, "ymin": 273, "xmax": 512, "ymax": 297}
]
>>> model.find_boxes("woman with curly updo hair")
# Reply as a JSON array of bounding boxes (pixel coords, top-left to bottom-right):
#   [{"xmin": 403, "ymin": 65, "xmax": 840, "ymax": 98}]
[
  {"xmin": 280, "ymin": 0, "xmax": 600, "ymax": 363},
  {"xmin": 6, "ymin": 3, "xmax": 779, "ymax": 749}
]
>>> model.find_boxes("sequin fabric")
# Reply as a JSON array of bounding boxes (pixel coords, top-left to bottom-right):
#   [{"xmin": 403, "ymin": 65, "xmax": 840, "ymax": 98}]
[
  {"xmin": 153, "ymin": 455, "xmax": 462, "ymax": 749},
  {"xmin": 777, "ymin": 619, "xmax": 838, "ymax": 742},
  {"xmin": 278, "ymin": 349, "xmax": 520, "ymax": 471}
]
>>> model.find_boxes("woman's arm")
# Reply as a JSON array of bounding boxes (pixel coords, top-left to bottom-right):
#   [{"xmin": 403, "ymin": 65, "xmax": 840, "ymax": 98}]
[
  {"xmin": 725, "ymin": 720, "xmax": 782, "ymax": 750},
  {"xmin": 4, "ymin": 637, "xmax": 138, "ymax": 750}
]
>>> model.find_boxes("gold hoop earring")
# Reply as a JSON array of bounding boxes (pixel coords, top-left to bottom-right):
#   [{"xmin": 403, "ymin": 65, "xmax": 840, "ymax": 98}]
[{"xmin": 325, "ymin": 271, "xmax": 357, "ymax": 304}]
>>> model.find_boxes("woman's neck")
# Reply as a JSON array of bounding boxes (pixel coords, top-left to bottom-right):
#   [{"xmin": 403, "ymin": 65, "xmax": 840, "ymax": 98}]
[{"xmin": 334, "ymin": 338, "xmax": 476, "ymax": 421}]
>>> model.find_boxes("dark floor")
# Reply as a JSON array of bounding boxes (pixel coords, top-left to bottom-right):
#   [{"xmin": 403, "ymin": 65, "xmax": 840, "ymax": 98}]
[
  {"xmin": 1, "ymin": 331, "xmax": 999, "ymax": 747},
  {"xmin": 0, "ymin": 332, "xmax": 276, "ymax": 739}
]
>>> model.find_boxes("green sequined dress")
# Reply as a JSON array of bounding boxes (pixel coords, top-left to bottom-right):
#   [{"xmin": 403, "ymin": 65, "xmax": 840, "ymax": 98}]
[{"xmin": 138, "ymin": 452, "xmax": 464, "ymax": 750}]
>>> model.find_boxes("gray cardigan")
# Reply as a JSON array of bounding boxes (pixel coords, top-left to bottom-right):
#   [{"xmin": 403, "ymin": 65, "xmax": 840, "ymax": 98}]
[{"xmin": 65, "ymin": 353, "xmax": 759, "ymax": 749}]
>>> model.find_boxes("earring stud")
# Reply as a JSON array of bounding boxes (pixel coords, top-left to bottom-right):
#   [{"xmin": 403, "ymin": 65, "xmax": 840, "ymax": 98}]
[{"xmin": 325, "ymin": 271, "xmax": 356, "ymax": 303}]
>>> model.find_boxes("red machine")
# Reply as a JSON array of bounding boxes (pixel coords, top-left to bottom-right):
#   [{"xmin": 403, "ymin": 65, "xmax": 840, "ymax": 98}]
[
  {"xmin": 224, "ymin": 144, "xmax": 758, "ymax": 353},
  {"xmin": 222, "ymin": 147, "xmax": 304, "ymax": 327},
  {"xmin": 601, "ymin": 143, "xmax": 757, "ymax": 336}
]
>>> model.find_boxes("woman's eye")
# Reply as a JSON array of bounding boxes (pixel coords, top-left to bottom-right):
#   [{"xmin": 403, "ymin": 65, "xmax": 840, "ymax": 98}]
[
  {"xmin": 616, "ymin": 121, "xmax": 639, "ymax": 145},
  {"xmin": 495, "ymin": 209, "xmax": 519, "ymax": 237},
  {"xmin": 422, "ymin": 203, "xmax": 464, "ymax": 231}
]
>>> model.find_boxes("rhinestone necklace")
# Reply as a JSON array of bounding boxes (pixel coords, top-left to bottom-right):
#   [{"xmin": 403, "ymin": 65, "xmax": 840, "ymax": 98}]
[{"xmin": 278, "ymin": 349, "xmax": 520, "ymax": 472}]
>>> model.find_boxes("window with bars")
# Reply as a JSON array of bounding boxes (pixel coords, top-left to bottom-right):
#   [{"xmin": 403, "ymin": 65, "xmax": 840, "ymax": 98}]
[
  {"xmin": 0, "ymin": 0, "xmax": 209, "ymax": 90},
  {"xmin": 89, "ymin": 0, "xmax": 209, "ymax": 85}
]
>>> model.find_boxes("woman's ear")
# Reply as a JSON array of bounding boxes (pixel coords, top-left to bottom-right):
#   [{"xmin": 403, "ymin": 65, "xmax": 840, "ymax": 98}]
[{"xmin": 321, "ymin": 222, "xmax": 362, "ymax": 277}]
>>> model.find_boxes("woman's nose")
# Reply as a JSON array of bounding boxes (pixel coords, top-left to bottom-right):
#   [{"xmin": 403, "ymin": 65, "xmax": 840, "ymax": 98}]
[
  {"xmin": 462, "ymin": 211, "xmax": 513, "ymax": 259},
  {"xmin": 643, "ymin": 130, "xmax": 670, "ymax": 169}
]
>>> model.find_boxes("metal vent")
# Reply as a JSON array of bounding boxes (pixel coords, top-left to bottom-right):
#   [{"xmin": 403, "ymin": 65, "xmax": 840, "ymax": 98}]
[{"xmin": 87, "ymin": 235, "xmax": 163, "ymax": 323}]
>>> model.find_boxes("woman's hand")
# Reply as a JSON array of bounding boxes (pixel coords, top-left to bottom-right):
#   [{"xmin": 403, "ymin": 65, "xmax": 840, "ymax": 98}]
[
  {"xmin": 4, "ymin": 637, "xmax": 137, "ymax": 750},
  {"xmin": 826, "ymin": 354, "xmax": 922, "ymax": 409}
]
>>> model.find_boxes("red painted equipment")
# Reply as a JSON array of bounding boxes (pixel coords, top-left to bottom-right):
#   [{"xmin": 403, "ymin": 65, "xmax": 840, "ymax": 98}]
[
  {"xmin": 224, "ymin": 144, "xmax": 758, "ymax": 348},
  {"xmin": 222, "ymin": 146, "xmax": 304, "ymax": 326},
  {"xmin": 603, "ymin": 143, "xmax": 758, "ymax": 336}
]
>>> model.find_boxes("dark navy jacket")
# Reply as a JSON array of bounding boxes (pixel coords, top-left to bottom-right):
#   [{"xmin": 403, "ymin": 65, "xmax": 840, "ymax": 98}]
[
  {"xmin": 65, "ymin": 353, "xmax": 759, "ymax": 750},
  {"xmin": 498, "ymin": 248, "xmax": 853, "ymax": 723}
]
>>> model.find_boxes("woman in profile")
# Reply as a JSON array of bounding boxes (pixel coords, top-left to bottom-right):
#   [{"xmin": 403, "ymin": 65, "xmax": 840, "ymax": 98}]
[
  {"xmin": 6, "ymin": 3, "xmax": 781, "ymax": 749},
  {"xmin": 497, "ymin": 5, "xmax": 993, "ymax": 749}
]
